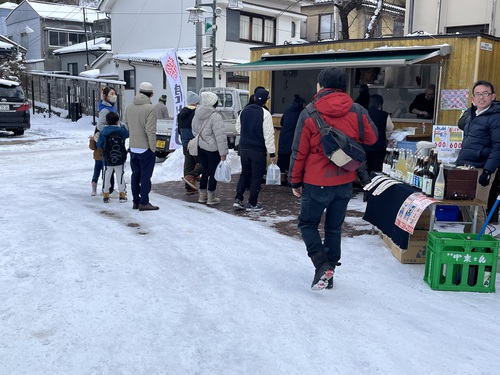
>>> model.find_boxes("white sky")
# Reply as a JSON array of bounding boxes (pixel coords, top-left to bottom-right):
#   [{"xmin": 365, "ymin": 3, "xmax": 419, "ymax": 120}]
[{"xmin": 1, "ymin": 114, "xmax": 500, "ymax": 374}]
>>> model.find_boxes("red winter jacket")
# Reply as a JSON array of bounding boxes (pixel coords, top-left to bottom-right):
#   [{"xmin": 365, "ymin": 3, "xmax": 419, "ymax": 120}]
[{"xmin": 289, "ymin": 89, "xmax": 378, "ymax": 187}]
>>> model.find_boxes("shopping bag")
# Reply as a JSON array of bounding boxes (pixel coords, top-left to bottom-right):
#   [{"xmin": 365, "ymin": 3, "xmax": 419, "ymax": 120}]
[
  {"xmin": 214, "ymin": 160, "xmax": 231, "ymax": 183},
  {"xmin": 187, "ymin": 135, "xmax": 199, "ymax": 156},
  {"xmin": 266, "ymin": 163, "xmax": 281, "ymax": 185}
]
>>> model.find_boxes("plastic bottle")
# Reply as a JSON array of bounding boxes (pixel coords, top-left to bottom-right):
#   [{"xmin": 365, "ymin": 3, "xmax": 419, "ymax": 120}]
[{"xmin": 433, "ymin": 163, "xmax": 445, "ymax": 200}]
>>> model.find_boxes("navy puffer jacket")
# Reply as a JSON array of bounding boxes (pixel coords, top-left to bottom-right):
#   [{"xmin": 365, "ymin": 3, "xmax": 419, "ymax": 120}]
[{"xmin": 455, "ymin": 102, "xmax": 500, "ymax": 172}]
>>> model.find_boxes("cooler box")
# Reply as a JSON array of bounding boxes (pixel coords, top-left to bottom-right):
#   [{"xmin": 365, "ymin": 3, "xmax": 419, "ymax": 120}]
[{"xmin": 424, "ymin": 232, "xmax": 499, "ymax": 292}]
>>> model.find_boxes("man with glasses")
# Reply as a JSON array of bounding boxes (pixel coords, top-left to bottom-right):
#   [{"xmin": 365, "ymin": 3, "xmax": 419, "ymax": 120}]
[
  {"xmin": 455, "ymin": 80, "xmax": 500, "ymax": 232},
  {"xmin": 409, "ymin": 83, "xmax": 435, "ymax": 119}
]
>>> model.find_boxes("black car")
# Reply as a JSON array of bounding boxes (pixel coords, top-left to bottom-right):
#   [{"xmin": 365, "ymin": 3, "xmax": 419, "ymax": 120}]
[{"xmin": 0, "ymin": 79, "xmax": 30, "ymax": 135}]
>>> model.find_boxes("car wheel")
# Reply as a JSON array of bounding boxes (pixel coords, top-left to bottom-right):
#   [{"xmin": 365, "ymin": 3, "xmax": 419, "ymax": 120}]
[{"xmin": 13, "ymin": 129, "xmax": 25, "ymax": 136}]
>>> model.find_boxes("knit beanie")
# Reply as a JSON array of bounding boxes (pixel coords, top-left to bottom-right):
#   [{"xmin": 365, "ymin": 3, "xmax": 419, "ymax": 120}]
[
  {"xmin": 254, "ymin": 88, "xmax": 269, "ymax": 106},
  {"xmin": 186, "ymin": 91, "xmax": 200, "ymax": 105},
  {"xmin": 201, "ymin": 91, "xmax": 218, "ymax": 107},
  {"xmin": 139, "ymin": 82, "xmax": 154, "ymax": 93},
  {"xmin": 317, "ymin": 67, "xmax": 347, "ymax": 92},
  {"xmin": 159, "ymin": 94, "xmax": 167, "ymax": 103}
]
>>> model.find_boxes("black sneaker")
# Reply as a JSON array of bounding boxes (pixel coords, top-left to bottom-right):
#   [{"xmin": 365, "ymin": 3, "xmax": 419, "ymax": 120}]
[
  {"xmin": 311, "ymin": 263, "xmax": 335, "ymax": 291},
  {"xmin": 233, "ymin": 199, "xmax": 245, "ymax": 210},
  {"xmin": 325, "ymin": 262, "xmax": 341, "ymax": 290},
  {"xmin": 246, "ymin": 202, "xmax": 263, "ymax": 212}
]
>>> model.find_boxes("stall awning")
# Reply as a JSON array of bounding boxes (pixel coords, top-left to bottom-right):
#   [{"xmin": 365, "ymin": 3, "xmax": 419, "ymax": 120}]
[{"xmin": 224, "ymin": 44, "xmax": 451, "ymax": 72}]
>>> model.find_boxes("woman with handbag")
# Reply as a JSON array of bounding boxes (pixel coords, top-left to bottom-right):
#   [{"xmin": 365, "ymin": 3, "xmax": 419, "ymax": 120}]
[{"xmin": 191, "ymin": 91, "xmax": 228, "ymax": 205}]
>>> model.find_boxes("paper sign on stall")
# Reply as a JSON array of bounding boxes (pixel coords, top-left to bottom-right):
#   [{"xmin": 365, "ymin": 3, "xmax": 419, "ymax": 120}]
[{"xmin": 395, "ymin": 193, "xmax": 437, "ymax": 234}]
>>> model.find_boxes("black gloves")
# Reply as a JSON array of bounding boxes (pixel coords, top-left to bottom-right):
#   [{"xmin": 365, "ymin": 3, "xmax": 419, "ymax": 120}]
[
  {"xmin": 479, "ymin": 170, "xmax": 492, "ymax": 187},
  {"xmin": 357, "ymin": 168, "xmax": 372, "ymax": 187}
]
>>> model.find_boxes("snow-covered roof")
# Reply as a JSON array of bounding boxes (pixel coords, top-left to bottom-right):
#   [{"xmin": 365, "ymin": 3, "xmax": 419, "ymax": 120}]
[
  {"xmin": 0, "ymin": 2, "xmax": 18, "ymax": 10},
  {"xmin": 25, "ymin": 0, "xmax": 104, "ymax": 23},
  {"xmin": 53, "ymin": 37, "xmax": 110, "ymax": 55},
  {"xmin": 113, "ymin": 48, "xmax": 215, "ymax": 67},
  {"xmin": 0, "ymin": 41, "xmax": 14, "ymax": 49}
]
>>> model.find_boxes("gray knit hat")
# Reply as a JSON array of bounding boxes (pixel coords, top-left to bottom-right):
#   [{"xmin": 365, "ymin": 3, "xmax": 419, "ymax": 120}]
[
  {"xmin": 186, "ymin": 91, "xmax": 200, "ymax": 105},
  {"xmin": 201, "ymin": 91, "xmax": 218, "ymax": 106}
]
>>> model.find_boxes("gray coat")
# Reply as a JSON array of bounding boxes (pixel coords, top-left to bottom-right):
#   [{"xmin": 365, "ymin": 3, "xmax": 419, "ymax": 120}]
[
  {"xmin": 123, "ymin": 93, "xmax": 157, "ymax": 152},
  {"xmin": 192, "ymin": 105, "xmax": 228, "ymax": 156}
]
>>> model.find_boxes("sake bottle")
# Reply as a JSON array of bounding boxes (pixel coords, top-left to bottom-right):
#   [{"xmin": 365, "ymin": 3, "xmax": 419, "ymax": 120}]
[{"xmin": 433, "ymin": 163, "xmax": 445, "ymax": 200}]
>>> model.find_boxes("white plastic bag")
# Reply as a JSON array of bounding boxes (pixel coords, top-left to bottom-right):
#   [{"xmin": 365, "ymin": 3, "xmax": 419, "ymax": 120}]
[
  {"xmin": 266, "ymin": 163, "xmax": 281, "ymax": 185},
  {"xmin": 214, "ymin": 160, "xmax": 231, "ymax": 183}
]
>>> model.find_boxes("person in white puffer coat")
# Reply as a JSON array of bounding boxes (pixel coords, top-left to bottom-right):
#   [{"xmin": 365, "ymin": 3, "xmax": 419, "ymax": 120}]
[{"xmin": 191, "ymin": 91, "xmax": 228, "ymax": 205}]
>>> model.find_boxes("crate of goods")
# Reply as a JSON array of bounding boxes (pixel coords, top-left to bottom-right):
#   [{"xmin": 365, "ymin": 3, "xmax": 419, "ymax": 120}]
[{"xmin": 424, "ymin": 232, "xmax": 499, "ymax": 292}]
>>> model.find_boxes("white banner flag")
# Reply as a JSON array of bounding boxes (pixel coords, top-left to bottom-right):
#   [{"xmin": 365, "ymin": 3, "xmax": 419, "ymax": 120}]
[{"xmin": 160, "ymin": 49, "xmax": 184, "ymax": 150}]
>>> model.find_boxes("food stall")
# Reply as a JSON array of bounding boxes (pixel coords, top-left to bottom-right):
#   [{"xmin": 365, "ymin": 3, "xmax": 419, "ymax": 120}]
[{"xmin": 225, "ymin": 33, "xmax": 500, "ymax": 137}]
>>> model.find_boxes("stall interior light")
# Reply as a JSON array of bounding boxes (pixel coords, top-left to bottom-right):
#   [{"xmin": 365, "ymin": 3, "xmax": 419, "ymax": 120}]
[{"xmin": 227, "ymin": 0, "xmax": 243, "ymax": 9}]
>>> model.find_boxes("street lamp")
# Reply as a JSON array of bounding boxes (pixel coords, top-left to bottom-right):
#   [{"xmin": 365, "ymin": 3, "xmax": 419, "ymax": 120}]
[{"xmin": 187, "ymin": 1, "xmax": 242, "ymax": 93}]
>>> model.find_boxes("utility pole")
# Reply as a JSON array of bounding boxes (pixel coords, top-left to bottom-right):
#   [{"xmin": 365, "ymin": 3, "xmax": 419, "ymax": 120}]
[
  {"xmin": 195, "ymin": 0, "xmax": 203, "ymax": 93},
  {"xmin": 82, "ymin": 6, "xmax": 90, "ymax": 69}
]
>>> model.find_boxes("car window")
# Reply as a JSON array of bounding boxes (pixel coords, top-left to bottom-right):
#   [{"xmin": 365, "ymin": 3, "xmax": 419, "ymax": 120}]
[{"xmin": 0, "ymin": 85, "xmax": 24, "ymax": 99}]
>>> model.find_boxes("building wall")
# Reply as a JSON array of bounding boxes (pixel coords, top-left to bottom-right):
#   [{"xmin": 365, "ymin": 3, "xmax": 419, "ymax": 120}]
[{"xmin": 406, "ymin": 0, "xmax": 500, "ymax": 36}]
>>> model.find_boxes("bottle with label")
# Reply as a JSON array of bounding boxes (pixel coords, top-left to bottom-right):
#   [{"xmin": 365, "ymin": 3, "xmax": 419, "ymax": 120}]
[
  {"xmin": 422, "ymin": 156, "xmax": 433, "ymax": 195},
  {"xmin": 483, "ymin": 266, "xmax": 492, "ymax": 287},
  {"xmin": 433, "ymin": 163, "xmax": 445, "ymax": 200}
]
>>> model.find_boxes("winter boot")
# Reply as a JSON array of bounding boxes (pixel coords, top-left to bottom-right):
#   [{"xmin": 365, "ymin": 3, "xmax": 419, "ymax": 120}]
[
  {"xmin": 119, "ymin": 192, "xmax": 127, "ymax": 203},
  {"xmin": 198, "ymin": 189, "xmax": 208, "ymax": 203},
  {"xmin": 91, "ymin": 182, "xmax": 97, "ymax": 196},
  {"xmin": 207, "ymin": 191, "xmax": 220, "ymax": 205},
  {"xmin": 311, "ymin": 263, "xmax": 335, "ymax": 291},
  {"xmin": 103, "ymin": 192, "xmax": 110, "ymax": 203}
]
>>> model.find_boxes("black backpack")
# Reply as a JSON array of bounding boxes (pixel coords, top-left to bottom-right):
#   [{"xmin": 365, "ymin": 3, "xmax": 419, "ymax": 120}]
[{"xmin": 104, "ymin": 130, "xmax": 127, "ymax": 166}]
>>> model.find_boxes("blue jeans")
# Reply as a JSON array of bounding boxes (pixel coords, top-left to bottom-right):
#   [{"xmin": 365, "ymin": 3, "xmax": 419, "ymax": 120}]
[
  {"xmin": 92, "ymin": 160, "xmax": 103, "ymax": 183},
  {"xmin": 298, "ymin": 182, "xmax": 352, "ymax": 266},
  {"xmin": 130, "ymin": 149, "xmax": 156, "ymax": 205}
]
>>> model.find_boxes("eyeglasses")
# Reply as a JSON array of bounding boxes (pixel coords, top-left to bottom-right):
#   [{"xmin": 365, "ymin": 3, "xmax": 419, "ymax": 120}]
[{"xmin": 473, "ymin": 91, "xmax": 493, "ymax": 98}]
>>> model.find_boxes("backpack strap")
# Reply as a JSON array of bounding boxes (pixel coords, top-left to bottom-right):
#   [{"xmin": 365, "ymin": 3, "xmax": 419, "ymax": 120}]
[
  {"xmin": 351, "ymin": 104, "xmax": 364, "ymax": 141},
  {"xmin": 305, "ymin": 102, "xmax": 330, "ymax": 136}
]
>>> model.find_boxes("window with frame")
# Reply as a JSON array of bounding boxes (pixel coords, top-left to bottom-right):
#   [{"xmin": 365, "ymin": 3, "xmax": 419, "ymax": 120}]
[
  {"xmin": 67, "ymin": 63, "xmax": 78, "ymax": 76},
  {"xmin": 48, "ymin": 30, "xmax": 87, "ymax": 47},
  {"xmin": 124, "ymin": 70, "xmax": 135, "ymax": 90},
  {"xmin": 319, "ymin": 14, "xmax": 335, "ymax": 40},
  {"xmin": 187, "ymin": 77, "xmax": 214, "ymax": 93},
  {"xmin": 239, "ymin": 12, "xmax": 275, "ymax": 44}
]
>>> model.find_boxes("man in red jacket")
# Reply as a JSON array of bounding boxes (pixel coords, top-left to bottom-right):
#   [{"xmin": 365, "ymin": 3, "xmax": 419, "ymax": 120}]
[{"xmin": 289, "ymin": 67, "xmax": 378, "ymax": 290}]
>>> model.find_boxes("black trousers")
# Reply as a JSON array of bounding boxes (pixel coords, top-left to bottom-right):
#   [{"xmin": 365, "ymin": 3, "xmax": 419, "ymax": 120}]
[{"xmin": 235, "ymin": 148, "xmax": 267, "ymax": 206}]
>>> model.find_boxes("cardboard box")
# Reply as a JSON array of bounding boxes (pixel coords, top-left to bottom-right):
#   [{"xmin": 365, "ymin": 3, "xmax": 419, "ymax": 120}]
[{"xmin": 382, "ymin": 230, "xmax": 428, "ymax": 264}]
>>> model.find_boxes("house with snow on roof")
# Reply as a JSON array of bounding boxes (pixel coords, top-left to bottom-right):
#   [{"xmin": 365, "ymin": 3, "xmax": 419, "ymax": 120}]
[
  {"xmin": 6, "ymin": 0, "xmax": 106, "ymax": 71},
  {"xmin": 53, "ymin": 37, "xmax": 110, "ymax": 75},
  {"xmin": 95, "ymin": 0, "xmax": 306, "ymax": 107}
]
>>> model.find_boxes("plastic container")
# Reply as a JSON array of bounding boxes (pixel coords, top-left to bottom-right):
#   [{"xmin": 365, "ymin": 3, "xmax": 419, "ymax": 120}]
[
  {"xmin": 424, "ymin": 232, "xmax": 499, "ymax": 292},
  {"xmin": 435, "ymin": 205, "xmax": 461, "ymax": 221}
]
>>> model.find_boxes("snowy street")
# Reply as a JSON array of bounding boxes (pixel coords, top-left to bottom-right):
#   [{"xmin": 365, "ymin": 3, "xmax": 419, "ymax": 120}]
[{"xmin": 1, "ymin": 114, "xmax": 500, "ymax": 375}]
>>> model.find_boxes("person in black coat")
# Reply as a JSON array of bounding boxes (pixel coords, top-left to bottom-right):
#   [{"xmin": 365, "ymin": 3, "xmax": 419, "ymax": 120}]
[
  {"xmin": 354, "ymin": 84, "xmax": 370, "ymax": 110},
  {"xmin": 363, "ymin": 94, "xmax": 394, "ymax": 175},
  {"xmin": 455, "ymin": 80, "xmax": 500, "ymax": 231},
  {"xmin": 278, "ymin": 94, "xmax": 305, "ymax": 173},
  {"xmin": 409, "ymin": 84, "xmax": 435, "ymax": 119}
]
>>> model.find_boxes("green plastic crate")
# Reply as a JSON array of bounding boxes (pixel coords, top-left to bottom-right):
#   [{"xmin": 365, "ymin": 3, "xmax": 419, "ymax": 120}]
[{"xmin": 424, "ymin": 232, "xmax": 499, "ymax": 292}]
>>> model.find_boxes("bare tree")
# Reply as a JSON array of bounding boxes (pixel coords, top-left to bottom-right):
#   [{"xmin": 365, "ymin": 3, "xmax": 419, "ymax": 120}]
[
  {"xmin": 364, "ymin": 0, "xmax": 384, "ymax": 38},
  {"xmin": 333, "ymin": 0, "xmax": 364, "ymax": 40}
]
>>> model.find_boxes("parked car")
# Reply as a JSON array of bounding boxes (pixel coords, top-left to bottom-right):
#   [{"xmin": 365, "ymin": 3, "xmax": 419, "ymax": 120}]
[
  {"xmin": 0, "ymin": 79, "xmax": 30, "ymax": 136},
  {"xmin": 156, "ymin": 87, "xmax": 248, "ymax": 158}
]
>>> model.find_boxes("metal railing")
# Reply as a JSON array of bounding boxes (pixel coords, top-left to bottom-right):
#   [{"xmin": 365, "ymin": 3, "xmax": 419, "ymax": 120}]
[{"xmin": 21, "ymin": 72, "xmax": 126, "ymax": 123}]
